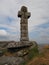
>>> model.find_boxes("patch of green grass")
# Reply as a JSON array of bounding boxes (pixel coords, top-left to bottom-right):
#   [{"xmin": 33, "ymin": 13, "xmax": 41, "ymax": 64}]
[
  {"xmin": 21, "ymin": 46, "xmax": 39, "ymax": 65},
  {"xmin": 0, "ymin": 48, "xmax": 7, "ymax": 55},
  {"xmin": 20, "ymin": 61, "xmax": 27, "ymax": 65},
  {"xmin": 28, "ymin": 46, "xmax": 39, "ymax": 60}
]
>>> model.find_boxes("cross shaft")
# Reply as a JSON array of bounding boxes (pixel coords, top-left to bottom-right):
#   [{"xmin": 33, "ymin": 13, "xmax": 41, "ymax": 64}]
[{"xmin": 18, "ymin": 6, "xmax": 31, "ymax": 41}]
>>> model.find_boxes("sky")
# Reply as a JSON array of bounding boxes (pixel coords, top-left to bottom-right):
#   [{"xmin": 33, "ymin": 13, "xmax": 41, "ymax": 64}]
[{"xmin": 0, "ymin": 0, "xmax": 49, "ymax": 44}]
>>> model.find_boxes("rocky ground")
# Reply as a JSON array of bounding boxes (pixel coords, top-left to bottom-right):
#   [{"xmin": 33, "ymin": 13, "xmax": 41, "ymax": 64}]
[
  {"xmin": 0, "ymin": 56, "xmax": 24, "ymax": 65},
  {"xmin": 0, "ymin": 41, "xmax": 38, "ymax": 65}
]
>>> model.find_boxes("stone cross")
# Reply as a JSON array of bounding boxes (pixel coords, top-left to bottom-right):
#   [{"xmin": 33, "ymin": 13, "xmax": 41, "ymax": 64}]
[{"xmin": 18, "ymin": 6, "xmax": 31, "ymax": 41}]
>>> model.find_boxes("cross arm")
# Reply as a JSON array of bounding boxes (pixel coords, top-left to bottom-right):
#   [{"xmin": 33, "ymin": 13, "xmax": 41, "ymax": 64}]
[
  {"xmin": 26, "ymin": 12, "xmax": 31, "ymax": 18},
  {"xmin": 18, "ymin": 11, "xmax": 22, "ymax": 17}
]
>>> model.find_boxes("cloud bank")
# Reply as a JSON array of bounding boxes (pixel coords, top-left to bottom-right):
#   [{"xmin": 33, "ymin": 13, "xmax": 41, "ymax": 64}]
[{"xmin": 0, "ymin": 0, "xmax": 49, "ymax": 43}]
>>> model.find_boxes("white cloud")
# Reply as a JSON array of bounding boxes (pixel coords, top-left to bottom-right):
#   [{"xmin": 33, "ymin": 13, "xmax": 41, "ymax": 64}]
[
  {"xmin": 0, "ymin": 0, "xmax": 49, "ymax": 22},
  {"xmin": 0, "ymin": 0, "xmax": 49, "ymax": 32},
  {"xmin": 0, "ymin": 0, "xmax": 49, "ymax": 43},
  {"xmin": 0, "ymin": 29, "xmax": 8, "ymax": 36}
]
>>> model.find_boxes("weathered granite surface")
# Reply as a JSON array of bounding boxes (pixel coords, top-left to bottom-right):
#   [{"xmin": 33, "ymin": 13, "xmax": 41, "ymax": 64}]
[
  {"xmin": 18, "ymin": 6, "xmax": 31, "ymax": 41},
  {"xmin": 0, "ymin": 56, "xmax": 24, "ymax": 65}
]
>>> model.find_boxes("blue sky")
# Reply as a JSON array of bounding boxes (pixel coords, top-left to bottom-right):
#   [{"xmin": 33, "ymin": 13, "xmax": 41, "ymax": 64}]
[{"xmin": 0, "ymin": 0, "xmax": 49, "ymax": 44}]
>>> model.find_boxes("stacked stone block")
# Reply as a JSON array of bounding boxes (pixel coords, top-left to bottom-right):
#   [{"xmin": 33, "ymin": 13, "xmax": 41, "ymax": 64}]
[{"xmin": 18, "ymin": 6, "xmax": 31, "ymax": 42}]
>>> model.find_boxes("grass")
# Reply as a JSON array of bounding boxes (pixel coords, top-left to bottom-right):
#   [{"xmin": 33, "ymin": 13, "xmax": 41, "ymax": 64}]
[
  {"xmin": 28, "ymin": 46, "xmax": 39, "ymax": 60},
  {"xmin": 21, "ymin": 46, "xmax": 39, "ymax": 65},
  {"xmin": 20, "ymin": 61, "xmax": 27, "ymax": 65}
]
